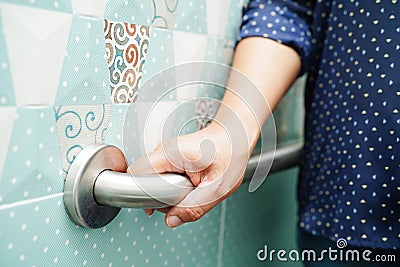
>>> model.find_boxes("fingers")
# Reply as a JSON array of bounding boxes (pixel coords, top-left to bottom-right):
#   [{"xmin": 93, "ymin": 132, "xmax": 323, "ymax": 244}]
[
  {"xmin": 143, "ymin": 207, "xmax": 170, "ymax": 217},
  {"xmin": 164, "ymin": 178, "xmax": 239, "ymax": 228},
  {"xmin": 129, "ymin": 145, "xmax": 179, "ymax": 218},
  {"xmin": 128, "ymin": 149, "xmax": 169, "ymax": 175},
  {"xmin": 128, "ymin": 140, "xmax": 189, "ymax": 175},
  {"xmin": 127, "ymin": 132, "xmax": 245, "ymax": 226},
  {"xmin": 156, "ymin": 207, "xmax": 171, "ymax": 214}
]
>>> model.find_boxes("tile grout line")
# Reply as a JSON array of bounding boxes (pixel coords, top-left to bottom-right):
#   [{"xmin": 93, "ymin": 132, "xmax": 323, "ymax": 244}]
[
  {"xmin": 0, "ymin": 192, "xmax": 64, "ymax": 210},
  {"xmin": 216, "ymin": 199, "xmax": 227, "ymax": 267}
]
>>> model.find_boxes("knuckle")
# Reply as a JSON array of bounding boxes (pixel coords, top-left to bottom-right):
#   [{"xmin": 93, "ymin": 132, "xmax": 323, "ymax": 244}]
[{"xmin": 181, "ymin": 206, "xmax": 204, "ymax": 222}]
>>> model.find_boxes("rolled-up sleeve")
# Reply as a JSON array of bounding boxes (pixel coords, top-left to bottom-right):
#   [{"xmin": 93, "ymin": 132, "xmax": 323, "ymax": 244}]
[{"xmin": 239, "ymin": 0, "xmax": 314, "ymax": 75}]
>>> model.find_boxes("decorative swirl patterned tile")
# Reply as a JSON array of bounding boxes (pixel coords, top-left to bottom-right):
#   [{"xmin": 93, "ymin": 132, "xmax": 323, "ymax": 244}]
[
  {"xmin": 104, "ymin": 0, "xmax": 184, "ymax": 30},
  {"xmin": 150, "ymin": 0, "xmax": 178, "ymax": 28},
  {"xmin": 104, "ymin": 20, "xmax": 151, "ymax": 103},
  {"xmin": 196, "ymin": 99, "xmax": 220, "ymax": 131},
  {"xmin": 54, "ymin": 104, "xmax": 110, "ymax": 175}
]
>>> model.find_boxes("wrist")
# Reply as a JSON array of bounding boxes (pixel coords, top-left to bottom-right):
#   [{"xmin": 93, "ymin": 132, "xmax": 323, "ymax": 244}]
[{"xmin": 207, "ymin": 117, "xmax": 261, "ymax": 158}]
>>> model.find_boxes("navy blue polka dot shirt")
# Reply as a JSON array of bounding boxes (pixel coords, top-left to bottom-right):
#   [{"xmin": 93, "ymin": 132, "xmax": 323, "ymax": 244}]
[{"xmin": 239, "ymin": 0, "xmax": 400, "ymax": 249}]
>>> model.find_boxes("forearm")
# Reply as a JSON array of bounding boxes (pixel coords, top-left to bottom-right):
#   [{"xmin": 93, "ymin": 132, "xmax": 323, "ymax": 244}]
[{"xmin": 212, "ymin": 37, "xmax": 301, "ymax": 154}]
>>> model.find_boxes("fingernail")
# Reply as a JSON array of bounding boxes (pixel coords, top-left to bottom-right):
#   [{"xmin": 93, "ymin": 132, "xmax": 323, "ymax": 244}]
[
  {"xmin": 144, "ymin": 209, "xmax": 153, "ymax": 217},
  {"xmin": 166, "ymin": 216, "xmax": 183, "ymax": 228}
]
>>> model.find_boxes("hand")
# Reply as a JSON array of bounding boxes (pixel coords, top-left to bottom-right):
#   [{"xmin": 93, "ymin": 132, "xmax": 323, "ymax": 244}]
[{"xmin": 127, "ymin": 123, "xmax": 250, "ymax": 228}]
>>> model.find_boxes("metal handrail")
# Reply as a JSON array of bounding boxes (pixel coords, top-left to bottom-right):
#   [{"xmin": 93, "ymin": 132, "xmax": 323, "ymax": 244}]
[
  {"xmin": 63, "ymin": 142, "xmax": 302, "ymax": 228},
  {"xmin": 245, "ymin": 142, "xmax": 303, "ymax": 180}
]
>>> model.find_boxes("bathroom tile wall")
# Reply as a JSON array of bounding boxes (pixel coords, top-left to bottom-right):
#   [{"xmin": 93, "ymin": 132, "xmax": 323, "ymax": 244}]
[
  {"xmin": 221, "ymin": 168, "xmax": 302, "ymax": 267},
  {"xmin": 0, "ymin": 0, "xmax": 304, "ymax": 266}
]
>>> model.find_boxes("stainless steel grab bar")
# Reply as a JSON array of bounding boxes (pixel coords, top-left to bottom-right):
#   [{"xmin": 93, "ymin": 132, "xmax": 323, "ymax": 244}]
[
  {"xmin": 95, "ymin": 171, "xmax": 194, "ymax": 208},
  {"xmin": 63, "ymin": 144, "xmax": 194, "ymax": 228},
  {"xmin": 244, "ymin": 142, "xmax": 303, "ymax": 181},
  {"xmin": 64, "ymin": 142, "xmax": 303, "ymax": 228}
]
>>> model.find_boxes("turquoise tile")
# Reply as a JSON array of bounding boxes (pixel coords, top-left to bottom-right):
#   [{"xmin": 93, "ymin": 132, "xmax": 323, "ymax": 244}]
[
  {"xmin": 273, "ymin": 77, "xmax": 306, "ymax": 145},
  {"xmin": 104, "ymin": 0, "xmax": 245, "ymax": 38},
  {"xmin": 252, "ymin": 79, "xmax": 305, "ymax": 156},
  {"xmin": 196, "ymin": 36, "xmax": 232, "ymax": 101},
  {"xmin": 224, "ymin": 0, "xmax": 245, "ymax": 42},
  {"xmin": 252, "ymin": 117, "xmax": 277, "ymax": 156},
  {"xmin": 0, "ymin": 5, "xmax": 15, "ymax": 106},
  {"xmin": 221, "ymin": 168, "xmax": 302, "ymax": 267},
  {"xmin": 0, "ymin": 107, "xmax": 63, "ymax": 204},
  {"xmin": 141, "ymin": 27, "xmax": 176, "ymax": 101},
  {"xmin": 55, "ymin": 16, "xmax": 111, "ymax": 105},
  {"xmin": 105, "ymin": 0, "xmax": 151, "ymax": 25},
  {"xmin": 105, "ymin": 104, "xmax": 129, "ymax": 153},
  {"xmin": 173, "ymin": 0, "xmax": 207, "ymax": 35},
  {"xmin": 196, "ymin": 84, "xmax": 225, "ymax": 104},
  {"xmin": 205, "ymin": 36, "xmax": 224, "ymax": 63},
  {"xmin": 0, "ymin": 195, "xmax": 222, "ymax": 266},
  {"xmin": 0, "ymin": 0, "xmax": 72, "ymax": 13}
]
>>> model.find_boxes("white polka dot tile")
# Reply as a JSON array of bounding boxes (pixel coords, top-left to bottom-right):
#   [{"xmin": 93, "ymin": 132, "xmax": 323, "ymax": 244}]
[
  {"xmin": 205, "ymin": 0, "xmax": 245, "ymax": 40},
  {"xmin": 0, "ymin": 0, "xmax": 72, "ymax": 14},
  {"xmin": 141, "ymin": 27, "xmax": 176, "ymax": 100},
  {"xmin": 173, "ymin": 0, "xmax": 207, "ymax": 35},
  {"xmin": 205, "ymin": 0, "xmax": 231, "ymax": 38},
  {"xmin": 104, "ymin": 0, "xmax": 243, "ymax": 42},
  {"xmin": 0, "ymin": 107, "xmax": 63, "ymax": 204},
  {"xmin": 54, "ymin": 16, "xmax": 111, "ymax": 105},
  {"xmin": 104, "ymin": 104, "xmax": 129, "ymax": 153},
  {"xmin": 222, "ymin": 169, "xmax": 300, "ymax": 267},
  {"xmin": 0, "ymin": 194, "xmax": 222, "ymax": 266},
  {"xmin": 222, "ymin": 0, "xmax": 247, "ymax": 41},
  {"xmin": 105, "ymin": 0, "xmax": 151, "ymax": 26}
]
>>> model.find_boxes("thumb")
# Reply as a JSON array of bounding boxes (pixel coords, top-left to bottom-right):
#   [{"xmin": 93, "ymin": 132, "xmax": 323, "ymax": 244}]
[
  {"xmin": 127, "ymin": 145, "xmax": 184, "ymax": 217},
  {"xmin": 127, "ymin": 145, "xmax": 183, "ymax": 175}
]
